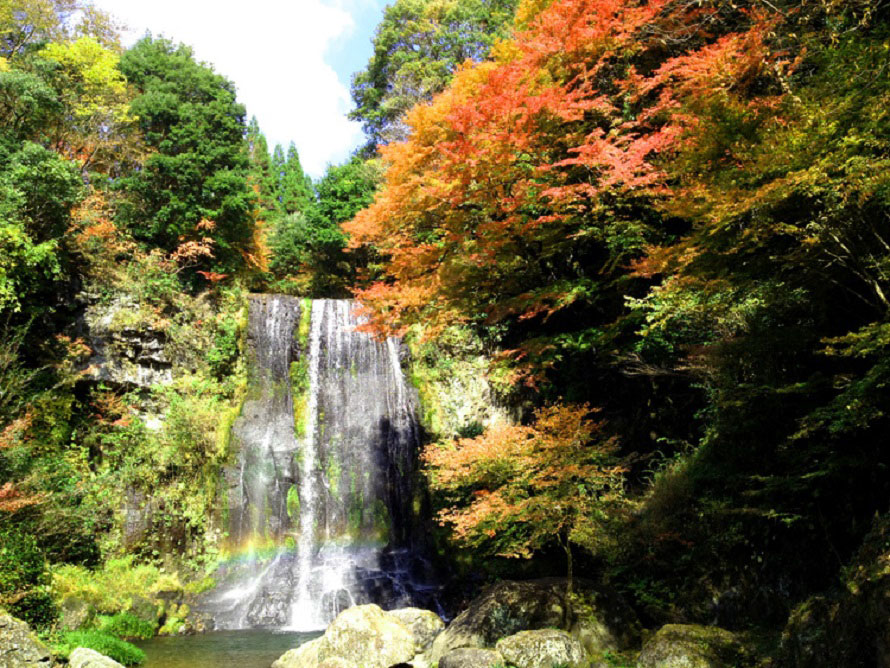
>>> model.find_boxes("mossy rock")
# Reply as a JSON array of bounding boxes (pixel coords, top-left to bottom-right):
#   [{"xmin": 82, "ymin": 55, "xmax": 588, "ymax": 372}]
[
  {"xmin": 438, "ymin": 648, "xmax": 504, "ymax": 668},
  {"xmin": 387, "ymin": 607, "xmax": 445, "ymax": 653},
  {"xmin": 496, "ymin": 629, "xmax": 587, "ymax": 668},
  {"xmin": 59, "ymin": 596, "xmax": 96, "ymax": 631},
  {"xmin": 430, "ymin": 578, "xmax": 636, "ymax": 662},
  {"xmin": 778, "ymin": 513, "xmax": 890, "ymax": 667},
  {"xmin": 0, "ymin": 612, "xmax": 52, "ymax": 667},
  {"xmin": 636, "ymin": 624, "xmax": 748, "ymax": 668},
  {"xmin": 272, "ymin": 605, "xmax": 415, "ymax": 668}
]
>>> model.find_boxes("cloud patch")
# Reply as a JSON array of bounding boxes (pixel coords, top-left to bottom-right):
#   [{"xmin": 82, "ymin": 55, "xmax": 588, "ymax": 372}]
[{"xmin": 93, "ymin": 0, "xmax": 366, "ymax": 177}]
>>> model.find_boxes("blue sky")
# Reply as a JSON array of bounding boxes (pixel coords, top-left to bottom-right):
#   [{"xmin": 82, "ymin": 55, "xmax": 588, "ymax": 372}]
[{"xmin": 92, "ymin": 0, "xmax": 390, "ymax": 177}]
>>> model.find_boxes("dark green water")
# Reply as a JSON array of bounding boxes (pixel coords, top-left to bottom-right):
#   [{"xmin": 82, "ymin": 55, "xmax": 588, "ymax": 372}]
[{"xmin": 136, "ymin": 630, "xmax": 321, "ymax": 668}]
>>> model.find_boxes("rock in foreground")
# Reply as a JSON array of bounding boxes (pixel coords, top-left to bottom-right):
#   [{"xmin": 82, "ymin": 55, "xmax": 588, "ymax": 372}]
[
  {"xmin": 430, "ymin": 578, "xmax": 636, "ymax": 662},
  {"xmin": 273, "ymin": 604, "xmax": 443, "ymax": 668},
  {"xmin": 636, "ymin": 624, "xmax": 747, "ymax": 668},
  {"xmin": 388, "ymin": 607, "xmax": 446, "ymax": 653},
  {"xmin": 0, "ymin": 612, "xmax": 53, "ymax": 667},
  {"xmin": 496, "ymin": 629, "xmax": 587, "ymax": 668},
  {"xmin": 438, "ymin": 647, "xmax": 504, "ymax": 668},
  {"xmin": 69, "ymin": 647, "xmax": 125, "ymax": 668}
]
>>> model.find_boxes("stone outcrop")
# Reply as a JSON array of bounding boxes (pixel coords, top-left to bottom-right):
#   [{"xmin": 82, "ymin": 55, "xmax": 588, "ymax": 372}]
[
  {"xmin": 636, "ymin": 624, "xmax": 747, "ymax": 668},
  {"xmin": 430, "ymin": 578, "xmax": 637, "ymax": 662},
  {"xmin": 79, "ymin": 294, "xmax": 173, "ymax": 389},
  {"xmin": 496, "ymin": 629, "xmax": 587, "ymax": 668},
  {"xmin": 0, "ymin": 613, "xmax": 53, "ymax": 667},
  {"xmin": 273, "ymin": 604, "xmax": 441, "ymax": 668},
  {"xmin": 69, "ymin": 648, "xmax": 124, "ymax": 668}
]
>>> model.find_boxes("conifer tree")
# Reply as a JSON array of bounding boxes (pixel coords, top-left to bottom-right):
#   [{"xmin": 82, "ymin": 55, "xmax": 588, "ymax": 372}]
[
  {"xmin": 246, "ymin": 116, "xmax": 276, "ymax": 215},
  {"xmin": 280, "ymin": 143, "xmax": 314, "ymax": 216}
]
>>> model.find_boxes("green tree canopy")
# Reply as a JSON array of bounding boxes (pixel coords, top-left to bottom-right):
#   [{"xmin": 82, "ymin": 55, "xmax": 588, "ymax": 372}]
[
  {"xmin": 116, "ymin": 36, "xmax": 255, "ymax": 275},
  {"xmin": 349, "ymin": 0, "xmax": 518, "ymax": 145}
]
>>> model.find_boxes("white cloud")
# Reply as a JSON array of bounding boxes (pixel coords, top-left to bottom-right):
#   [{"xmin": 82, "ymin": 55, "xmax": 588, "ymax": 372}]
[{"xmin": 94, "ymin": 0, "xmax": 367, "ymax": 177}]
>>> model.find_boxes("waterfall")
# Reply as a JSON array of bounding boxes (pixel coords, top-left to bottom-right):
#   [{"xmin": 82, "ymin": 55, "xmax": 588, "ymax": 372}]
[{"xmin": 201, "ymin": 296, "xmax": 439, "ymax": 630}]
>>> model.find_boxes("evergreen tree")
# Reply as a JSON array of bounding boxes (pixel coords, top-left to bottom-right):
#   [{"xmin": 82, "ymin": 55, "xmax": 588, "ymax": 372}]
[
  {"xmin": 246, "ymin": 116, "xmax": 276, "ymax": 215},
  {"xmin": 280, "ymin": 142, "xmax": 314, "ymax": 216},
  {"xmin": 116, "ymin": 37, "xmax": 255, "ymax": 275}
]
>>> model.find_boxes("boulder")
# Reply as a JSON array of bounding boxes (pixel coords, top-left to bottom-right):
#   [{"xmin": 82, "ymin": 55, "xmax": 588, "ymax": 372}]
[
  {"xmin": 570, "ymin": 586, "xmax": 640, "ymax": 657},
  {"xmin": 496, "ymin": 629, "xmax": 587, "ymax": 668},
  {"xmin": 272, "ymin": 638, "xmax": 322, "ymax": 668},
  {"xmin": 273, "ymin": 605, "xmax": 415, "ymax": 668},
  {"xmin": 430, "ymin": 578, "xmax": 637, "ymax": 662},
  {"xmin": 0, "ymin": 612, "xmax": 53, "ymax": 667},
  {"xmin": 636, "ymin": 624, "xmax": 747, "ymax": 668},
  {"xmin": 59, "ymin": 596, "xmax": 95, "ymax": 631},
  {"xmin": 438, "ymin": 648, "xmax": 505, "ymax": 668},
  {"xmin": 777, "ymin": 513, "xmax": 890, "ymax": 668},
  {"xmin": 320, "ymin": 604, "xmax": 415, "ymax": 667},
  {"xmin": 69, "ymin": 647, "xmax": 124, "ymax": 668},
  {"xmin": 387, "ymin": 607, "xmax": 445, "ymax": 653}
]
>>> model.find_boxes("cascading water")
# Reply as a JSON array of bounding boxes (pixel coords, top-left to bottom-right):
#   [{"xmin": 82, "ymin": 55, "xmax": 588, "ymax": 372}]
[{"xmin": 201, "ymin": 296, "xmax": 439, "ymax": 630}]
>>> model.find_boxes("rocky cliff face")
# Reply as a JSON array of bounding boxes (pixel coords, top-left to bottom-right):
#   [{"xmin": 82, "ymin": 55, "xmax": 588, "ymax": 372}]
[
  {"xmin": 77, "ymin": 294, "xmax": 174, "ymax": 390},
  {"xmin": 407, "ymin": 326, "xmax": 521, "ymax": 441}
]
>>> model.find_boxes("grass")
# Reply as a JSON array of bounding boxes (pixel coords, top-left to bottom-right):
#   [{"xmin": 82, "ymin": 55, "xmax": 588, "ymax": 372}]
[{"xmin": 52, "ymin": 630, "xmax": 146, "ymax": 665}]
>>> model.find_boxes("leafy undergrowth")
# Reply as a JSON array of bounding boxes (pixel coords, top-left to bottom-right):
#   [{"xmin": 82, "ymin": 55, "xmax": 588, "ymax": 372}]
[
  {"xmin": 51, "ymin": 630, "xmax": 146, "ymax": 665},
  {"xmin": 52, "ymin": 556, "xmax": 180, "ymax": 615}
]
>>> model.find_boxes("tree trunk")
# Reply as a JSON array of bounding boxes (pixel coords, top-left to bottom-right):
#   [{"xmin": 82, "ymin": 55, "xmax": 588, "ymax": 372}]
[{"xmin": 562, "ymin": 533, "xmax": 574, "ymax": 629}]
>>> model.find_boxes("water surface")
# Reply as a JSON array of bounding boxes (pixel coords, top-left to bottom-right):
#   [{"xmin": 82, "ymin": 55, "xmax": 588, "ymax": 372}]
[{"xmin": 137, "ymin": 630, "xmax": 320, "ymax": 668}]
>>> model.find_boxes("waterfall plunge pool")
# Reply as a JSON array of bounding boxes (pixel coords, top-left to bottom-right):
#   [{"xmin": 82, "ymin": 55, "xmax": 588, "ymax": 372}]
[{"xmin": 136, "ymin": 630, "xmax": 321, "ymax": 668}]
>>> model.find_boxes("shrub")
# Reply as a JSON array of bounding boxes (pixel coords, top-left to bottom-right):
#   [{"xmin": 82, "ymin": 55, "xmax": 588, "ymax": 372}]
[
  {"xmin": 97, "ymin": 613, "xmax": 156, "ymax": 640},
  {"xmin": 0, "ymin": 526, "xmax": 58, "ymax": 628}
]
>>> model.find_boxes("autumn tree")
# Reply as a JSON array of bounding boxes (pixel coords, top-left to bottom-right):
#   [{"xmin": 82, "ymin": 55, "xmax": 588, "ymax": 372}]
[{"xmin": 424, "ymin": 403, "xmax": 625, "ymax": 597}]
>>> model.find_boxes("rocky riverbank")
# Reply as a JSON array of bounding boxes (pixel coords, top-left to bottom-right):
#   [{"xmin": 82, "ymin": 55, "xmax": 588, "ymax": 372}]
[{"xmin": 270, "ymin": 579, "xmax": 758, "ymax": 668}]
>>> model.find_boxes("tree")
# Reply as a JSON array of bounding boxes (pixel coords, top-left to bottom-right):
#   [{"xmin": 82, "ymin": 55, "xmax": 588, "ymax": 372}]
[
  {"xmin": 246, "ymin": 116, "xmax": 276, "ymax": 215},
  {"xmin": 0, "ymin": 0, "xmax": 119, "ymax": 59},
  {"xmin": 0, "ymin": 141, "xmax": 82, "ymax": 314},
  {"xmin": 116, "ymin": 36, "xmax": 256, "ymax": 275},
  {"xmin": 424, "ymin": 403, "xmax": 625, "ymax": 597},
  {"xmin": 270, "ymin": 154, "xmax": 381, "ymax": 296},
  {"xmin": 350, "ymin": 0, "xmax": 519, "ymax": 144},
  {"xmin": 279, "ymin": 142, "xmax": 314, "ymax": 215},
  {"xmin": 39, "ymin": 37, "xmax": 136, "ymax": 175}
]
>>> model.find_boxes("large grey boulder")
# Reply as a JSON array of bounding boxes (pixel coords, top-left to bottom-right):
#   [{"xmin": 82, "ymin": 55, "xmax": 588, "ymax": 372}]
[
  {"xmin": 0, "ymin": 612, "xmax": 53, "ymax": 667},
  {"xmin": 321, "ymin": 604, "xmax": 415, "ymax": 666},
  {"xmin": 388, "ymin": 607, "xmax": 445, "ymax": 653},
  {"xmin": 496, "ymin": 629, "xmax": 587, "ymax": 668},
  {"xmin": 438, "ymin": 648, "xmax": 505, "ymax": 668},
  {"xmin": 273, "ymin": 605, "xmax": 415, "ymax": 668},
  {"xmin": 430, "ymin": 578, "xmax": 637, "ymax": 662},
  {"xmin": 636, "ymin": 624, "xmax": 747, "ymax": 668},
  {"xmin": 69, "ymin": 647, "xmax": 124, "ymax": 668}
]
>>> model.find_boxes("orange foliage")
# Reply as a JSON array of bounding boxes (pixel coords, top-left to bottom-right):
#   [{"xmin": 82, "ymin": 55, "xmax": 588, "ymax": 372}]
[
  {"xmin": 0, "ymin": 482, "xmax": 43, "ymax": 513},
  {"xmin": 345, "ymin": 0, "xmax": 790, "ymax": 357},
  {"xmin": 423, "ymin": 403, "xmax": 624, "ymax": 558}
]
